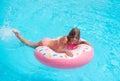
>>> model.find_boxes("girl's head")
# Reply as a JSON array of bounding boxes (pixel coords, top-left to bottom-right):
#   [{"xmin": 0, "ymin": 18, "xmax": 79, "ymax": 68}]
[{"xmin": 67, "ymin": 28, "xmax": 80, "ymax": 44}]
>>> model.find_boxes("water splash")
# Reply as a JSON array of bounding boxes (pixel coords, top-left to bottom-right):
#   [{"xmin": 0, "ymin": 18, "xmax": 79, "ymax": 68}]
[
  {"xmin": 0, "ymin": 27, "xmax": 13, "ymax": 41},
  {"xmin": 0, "ymin": 27, "xmax": 24, "ymax": 49}
]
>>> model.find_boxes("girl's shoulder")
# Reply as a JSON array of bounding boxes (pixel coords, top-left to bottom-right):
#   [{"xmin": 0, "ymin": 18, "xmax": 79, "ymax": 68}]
[
  {"xmin": 60, "ymin": 36, "xmax": 68, "ymax": 40},
  {"xmin": 59, "ymin": 36, "xmax": 68, "ymax": 44}
]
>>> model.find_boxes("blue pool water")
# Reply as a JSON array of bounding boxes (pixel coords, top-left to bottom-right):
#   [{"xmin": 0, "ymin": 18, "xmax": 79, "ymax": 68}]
[{"xmin": 0, "ymin": 0, "xmax": 120, "ymax": 81}]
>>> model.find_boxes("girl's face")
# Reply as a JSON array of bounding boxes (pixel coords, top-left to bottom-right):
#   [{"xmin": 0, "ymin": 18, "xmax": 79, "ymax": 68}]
[
  {"xmin": 68, "ymin": 28, "xmax": 80, "ymax": 44},
  {"xmin": 69, "ymin": 35, "xmax": 79, "ymax": 44}
]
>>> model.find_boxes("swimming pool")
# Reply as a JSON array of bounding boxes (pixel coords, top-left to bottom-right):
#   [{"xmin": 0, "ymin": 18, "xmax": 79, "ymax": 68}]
[{"xmin": 0, "ymin": 0, "xmax": 120, "ymax": 81}]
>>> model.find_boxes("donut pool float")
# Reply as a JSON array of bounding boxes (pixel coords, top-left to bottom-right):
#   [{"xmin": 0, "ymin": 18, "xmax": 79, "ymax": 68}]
[{"xmin": 34, "ymin": 43, "xmax": 94, "ymax": 69}]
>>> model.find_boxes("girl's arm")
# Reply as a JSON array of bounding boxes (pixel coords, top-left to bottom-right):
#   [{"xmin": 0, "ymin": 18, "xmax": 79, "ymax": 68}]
[
  {"xmin": 55, "ymin": 36, "xmax": 73, "ymax": 57},
  {"xmin": 80, "ymin": 40, "xmax": 92, "ymax": 46},
  {"xmin": 12, "ymin": 29, "xmax": 39, "ymax": 48}
]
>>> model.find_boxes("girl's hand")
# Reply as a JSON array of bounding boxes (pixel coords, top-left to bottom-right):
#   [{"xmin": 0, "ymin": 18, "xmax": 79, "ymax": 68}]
[
  {"xmin": 65, "ymin": 50, "xmax": 73, "ymax": 57},
  {"xmin": 12, "ymin": 29, "xmax": 20, "ymax": 36}
]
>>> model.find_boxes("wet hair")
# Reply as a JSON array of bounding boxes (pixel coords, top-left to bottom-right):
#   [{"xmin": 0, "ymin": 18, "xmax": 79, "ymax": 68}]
[{"xmin": 67, "ymin": 28, "xmax": 80, "ymax": 42}]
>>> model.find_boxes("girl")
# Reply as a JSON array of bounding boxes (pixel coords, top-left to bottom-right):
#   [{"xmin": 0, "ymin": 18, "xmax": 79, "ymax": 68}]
[{"xmin": 12, "ymin": 28, "xmax": 91, "ymax": 57}]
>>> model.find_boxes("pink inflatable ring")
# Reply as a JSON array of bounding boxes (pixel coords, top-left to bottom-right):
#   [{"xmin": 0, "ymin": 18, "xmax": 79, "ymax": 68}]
[{"xmin": 34, "ymin": 42, "xmax": 94, "ymax": 69}]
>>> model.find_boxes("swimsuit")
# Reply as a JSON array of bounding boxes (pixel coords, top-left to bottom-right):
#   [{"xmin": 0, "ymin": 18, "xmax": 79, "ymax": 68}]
[
  {"xmin": 64, "ymin": 44, "xmax": 77, "ymax": 50},
  {"xmin": 42, "ymin": 38, "xmax": 78, "ymax": 50}
]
